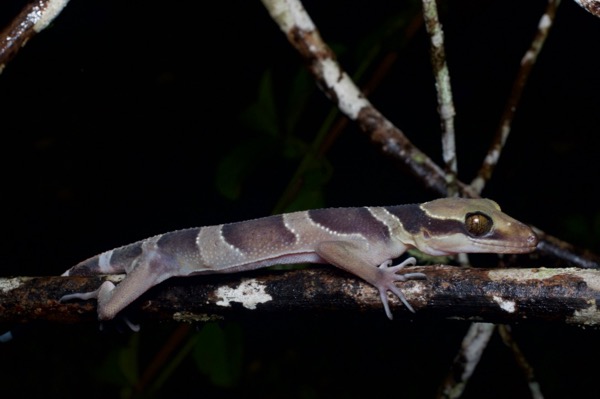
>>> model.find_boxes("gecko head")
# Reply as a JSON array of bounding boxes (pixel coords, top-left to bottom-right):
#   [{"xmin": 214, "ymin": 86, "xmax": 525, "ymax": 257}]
[{"xmin": 411, "ymin": 198, "xmax": 538, "ymax": 256}]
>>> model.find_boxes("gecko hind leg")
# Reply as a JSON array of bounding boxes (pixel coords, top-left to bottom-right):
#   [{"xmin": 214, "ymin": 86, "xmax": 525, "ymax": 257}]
[{"xmin": 60, "ymin": 281, "xmax": 140, "ymax": 332}]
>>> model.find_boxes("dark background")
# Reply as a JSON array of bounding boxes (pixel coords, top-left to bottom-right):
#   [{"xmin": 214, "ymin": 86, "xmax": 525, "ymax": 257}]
[{"xmin": 1, "ymin": 0, "xmax": 599, "ymax": 398}]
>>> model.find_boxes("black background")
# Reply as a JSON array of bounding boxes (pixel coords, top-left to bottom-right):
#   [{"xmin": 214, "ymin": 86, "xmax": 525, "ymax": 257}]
[{"xmin": 1, "ymin": 1, "xmax": 600, "ymax": 398}]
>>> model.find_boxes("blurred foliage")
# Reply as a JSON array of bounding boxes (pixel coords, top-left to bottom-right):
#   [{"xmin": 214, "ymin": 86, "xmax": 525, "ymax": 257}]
[
  {"xmin": 193, "ymin": 323, "xmax": 244, "ymax": 388},
  {"xmin": 563, "ymin": 212, "xmax": 600, "ymax": 252},
  {"xmin": 215, "ymin": 69, "xmax": 315, "ymax": 204}
]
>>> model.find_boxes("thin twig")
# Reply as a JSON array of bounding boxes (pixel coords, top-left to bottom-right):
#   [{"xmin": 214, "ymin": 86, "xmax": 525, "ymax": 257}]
[
  {"xmin": 436, "ymin": 323, "xmax": 496, "ymax": 399},
  {"xmin": 261, "ymin": 0, "xmax": 454, "ymax": 195},
  {"xmin": 422, "ymin": 0, "xmax": 458, "ymax": 196},
  {"xmin": 273, "ymin": 12, "xmax": 424, "ymax": 213},
  {"xmin": 573, "ymin": 0, "xmax": 600, "ymax": 16},
  {"xmin": 0, "ymin": 0, "xmax": 70, "ymax": 74},
  {"xmin": 470, "ymin": 0, "xmax": 561, "ymax": 194},
  {"xmin": 498, "ymin": 325, "xmax": 545, "ymax": 399},
  {"xmin": 427, "ymin": 2, "xmax": 483, "ymax": 391},
  {"xmin": 420, "ymin": 6, "xmax": 488, "ymax": 394}
]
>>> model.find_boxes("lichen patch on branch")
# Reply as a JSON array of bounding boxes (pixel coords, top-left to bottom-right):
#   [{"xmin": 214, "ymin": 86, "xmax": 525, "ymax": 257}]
[
  {"xmin": 215, "ymin": 278, "xmax": 273, "ymax": 310},
  {"xmin": 0, "ymin": 277, "xmax": 22, "ymax": 293},
  {"xmin": 320, "ymin": 59, "xmax": 369, "ymax": 119}
]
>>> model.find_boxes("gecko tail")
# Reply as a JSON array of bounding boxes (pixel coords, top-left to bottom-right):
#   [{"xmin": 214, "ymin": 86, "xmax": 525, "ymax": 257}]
[
  {"xmin": 63, "ymin": 250, "xmax": 125, "ymax": 276},
  {"xmin": 62, "ymin": 241, "xmax": 145, "ymax": 276}
]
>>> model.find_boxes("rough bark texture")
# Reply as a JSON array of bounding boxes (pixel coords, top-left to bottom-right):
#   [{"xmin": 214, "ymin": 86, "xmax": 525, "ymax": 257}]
[{"xmin": 2, "ymin": 265, "xmax": 599, "ymax": 325}]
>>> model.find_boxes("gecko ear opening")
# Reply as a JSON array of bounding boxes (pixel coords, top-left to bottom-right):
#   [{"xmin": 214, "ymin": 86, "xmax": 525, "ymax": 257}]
[{"xmin": 465, "ymin": 212, "xmax": 493, "ymax": 237}]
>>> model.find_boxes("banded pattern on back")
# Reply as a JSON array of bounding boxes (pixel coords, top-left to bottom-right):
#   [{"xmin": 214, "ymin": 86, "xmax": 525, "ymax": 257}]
[
  {"xmin": 307, "ymin": 207, "xmax": 391, "ymax": 241},
  {"xmin": 221, "ymin": 215, "xmax": 298, "ymax": 257},
  {"xmin": 193, "ymin": 207, "xmax": 403, "ymax": 271},
  {"xmin": 193, "ymin": 216, "xmax": 296, "ymax": 269},
  {"xmin": 156, "ymin": 228, "xmax": 203, "ymax": 267},
  {"xmin": 384, "ymin": 204, "xmax": 428, "ymax": 236},
  {"xmin": 64, "ymin": 206, "xmax": 418, "ymax": 277}
]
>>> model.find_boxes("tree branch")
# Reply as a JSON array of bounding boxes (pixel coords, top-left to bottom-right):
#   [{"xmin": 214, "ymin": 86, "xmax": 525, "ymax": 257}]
[
  {"xmin": 574, "ymin": 0, "xmax": 600, "ymax": 16},
  {"xmin": 2, "ymin": 265, "xmax": 600, "ymax": 325},
  {"xmin": 0, "ymin": 0, "xmax": 70, "ymax": 74}
]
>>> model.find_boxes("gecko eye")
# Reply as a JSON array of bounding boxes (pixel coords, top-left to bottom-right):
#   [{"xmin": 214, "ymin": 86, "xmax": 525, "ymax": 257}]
[{"xmin": 465, "ymin": 212, "xmax": 493, "ymax": 237}]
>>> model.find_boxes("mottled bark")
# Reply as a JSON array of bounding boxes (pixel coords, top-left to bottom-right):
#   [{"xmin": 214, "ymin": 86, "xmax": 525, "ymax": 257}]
[{"xmin": 2, "ymin": 265, "xmax": 600, "ymax": 325}]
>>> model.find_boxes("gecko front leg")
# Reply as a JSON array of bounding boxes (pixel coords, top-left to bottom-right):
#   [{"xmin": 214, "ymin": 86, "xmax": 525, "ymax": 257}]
[
  {"xmin": 316, "ymin": 241, "xmax": 426, "ymax": 319},
  {"xmin": 376, "ymin": 258, "xmax": 426, "ymax": 317}
]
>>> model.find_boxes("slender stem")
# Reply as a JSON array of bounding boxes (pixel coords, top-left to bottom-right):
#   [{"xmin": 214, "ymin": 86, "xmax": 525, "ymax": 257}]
[
  {"xmin": 471, "ymin": 0, "xmax": 561, "ymax": 194},
  {"xmin": 436, "ymin": 323, "xmax": 496, "ymax": 399},
  {"xmin": 498, "ymin": 325, "xmax": 545, "ymax": 399},
  {"xmin": 0, "ymin": 0, "xmax": 70, "ymax": 74},
  {"xmin": 422, "ymin": 0, "xmax": 458, "ymax": 196},
  {"xmin": 261, "ymin": 0, "xmax": 455, "ymax": 195},
  {"xmin": 573, "ymin": 0, "xmax": 600, "ymax": 17}
]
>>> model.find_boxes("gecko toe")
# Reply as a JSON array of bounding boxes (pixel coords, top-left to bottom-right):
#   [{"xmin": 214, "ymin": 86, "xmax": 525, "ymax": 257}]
[
  {"xmin": 388, "ymin": 285, "xmax": 416, "ymax": 313},
  {"xmin": 399, "ymin": 272, "xmax": 427, "ymax": 281},
  {"xmin": 379, "ymin": 290, "xmax": 394, "ymax": 320},
  {"xmin": 60, "ymin": 289, "xmax": 101, "ymax": 302}
]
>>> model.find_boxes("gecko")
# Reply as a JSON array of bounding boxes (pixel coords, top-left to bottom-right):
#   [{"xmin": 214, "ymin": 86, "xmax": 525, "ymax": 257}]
[{"xmin": 60, "ymin": 198, "xmax": 538, "ymax": 321}]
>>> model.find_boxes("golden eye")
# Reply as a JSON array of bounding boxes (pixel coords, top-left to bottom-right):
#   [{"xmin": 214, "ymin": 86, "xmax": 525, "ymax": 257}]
[{"xmin": 465, "ymin": 212, "xmax": 493, "ymax": 236}]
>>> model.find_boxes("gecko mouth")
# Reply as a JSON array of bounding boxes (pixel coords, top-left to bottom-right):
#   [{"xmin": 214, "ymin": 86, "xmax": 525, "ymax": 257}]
[{"xmin": 472, "ymin": 236, "xmax": 538, "ymax": 253}]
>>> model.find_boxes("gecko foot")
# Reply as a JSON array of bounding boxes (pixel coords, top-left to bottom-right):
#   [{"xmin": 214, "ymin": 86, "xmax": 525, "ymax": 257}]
[
  {"xmin": 376, "ymin": 257, "xmax": 427, "ymax": 320},
  {"xmin": 61, "ymin": 281, "xmax": 140, "ymax": 332},
  {"xmin": 61, "ymin": 283, "xmax": 140, "ymax": 332}
]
